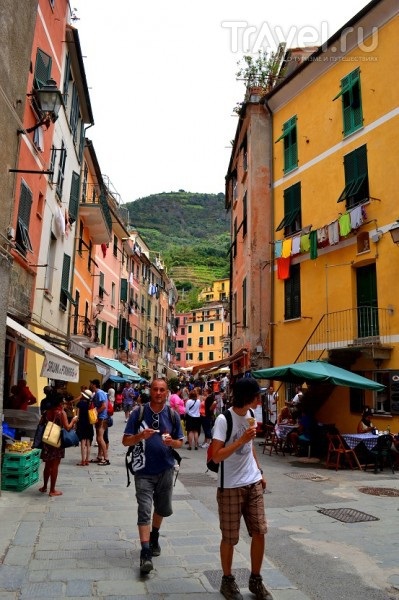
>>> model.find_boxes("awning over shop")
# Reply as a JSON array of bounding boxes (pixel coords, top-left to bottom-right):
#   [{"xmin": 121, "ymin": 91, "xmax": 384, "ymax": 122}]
[
  {"xmin": 191, "ymin": 347, "xmax": 248, "ymax": 376},
  {"xmin": 252, "ymin": 360, "xmax": 385, "ymax": 391},
  {"xmin": 108, "ymin": 375, "xmax": 127, "ymax": 383},
  {"xmin": 94, "ymin": 356, "xmax": 141, "ymax": 382},
  {"xmin": 6, "ymin": 316, "xmax": 79, "ymax": 383}
]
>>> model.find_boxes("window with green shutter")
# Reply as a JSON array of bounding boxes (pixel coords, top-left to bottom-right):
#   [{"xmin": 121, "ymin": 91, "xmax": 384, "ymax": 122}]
[
  {"xmin": 120, "ymin": 278, "xmax": 128, "ymax": 302},
  {"xmin": 69, "ymin": 83, "xmax": 80, "ymax": 142},
  {"xmin": 62, "ymin": 53, "xmax": 71, "ymax": 104},
  {"xmin": 68, "ymin": 171, "xmax": 80, "ymax": 224},
  {"xmin": 284, "ymin": 263, "xmax": 301, "ymax": 320},
  {"xmin": 113, "ymin": 327, "xmax": 119, "ymax": 350},
  {"xmin": 242, "ymin": 277, "xmax": 247, "ymax": 328},
  {"xmin": 100, "ymin": 322, "xmax": 107, "ymax": 345},
  {"xmin": 34, "ymin": 49, "xmax": 52, "ymax": 89},
  {"xmin": 337, "ymin": 145, "xmax": 369, "ymax": 208},
  {"xmin": 243, "ymin": 191, "xmax": 247, "ymax": 237},
  {"xmin": 276, "ymin": 182, "xmax": 301, "ymax": 236},
  {"xmin": 275, "ymin": 116, "xmax": 298, "ymax": 174},
  {"xmin": 333, "ymin": 68, "xmax": 363, "ymax": 136},
  {"xmin": 56, "ymin": 141, "xmax": 67, "ymax": 199},
  {"xmin": 60, "ymin": 253, "xmax": 75, "ymax": 310},
  {"xmin": 16, "ymin": 181, "xmax": 33, "ymax": 255}
]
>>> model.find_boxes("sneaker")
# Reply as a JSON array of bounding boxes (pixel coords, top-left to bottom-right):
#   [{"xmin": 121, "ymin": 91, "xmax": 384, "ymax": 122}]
[
  {"xmin": 201, "ymin": 442, "xmax": 209, "ymax": 449},
  {"xmin": 149, "ymin": 533, "xmax": 161, "ymax": 557},
  {"xmin": 220, "ymin": 575, "xmax": 243, "ymax": 600},
  {"xmin": 248, "ymin": 574, "xmax": 273, "ymax": 600},
  {"xmin": 139, "ymin": 549, "xmax": 153, "ymax": 574}
]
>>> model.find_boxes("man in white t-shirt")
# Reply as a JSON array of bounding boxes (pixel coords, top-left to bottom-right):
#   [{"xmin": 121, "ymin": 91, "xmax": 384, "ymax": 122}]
[
  {"xmin": 266, "ymin": 386, "xmax": 278, "ymax": 424},
  {"xmin": 212, "ymin": 378, "xmax": 272, "ymax": 600}
]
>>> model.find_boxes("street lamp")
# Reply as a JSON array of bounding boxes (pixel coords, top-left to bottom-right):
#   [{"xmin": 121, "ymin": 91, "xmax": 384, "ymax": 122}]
[
  {"xmin": 18, "ymin": 79, "xmax": 63, "ymax": 134},
  {"xmin": 93, "ymin": 302, "xmax": 105, "ymax": 319}
]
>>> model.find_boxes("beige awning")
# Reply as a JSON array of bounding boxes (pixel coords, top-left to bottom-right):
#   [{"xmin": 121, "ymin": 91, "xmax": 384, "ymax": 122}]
[{"xmin": 6, "ymin": 316, "xmax": 79, "ymax": 383}]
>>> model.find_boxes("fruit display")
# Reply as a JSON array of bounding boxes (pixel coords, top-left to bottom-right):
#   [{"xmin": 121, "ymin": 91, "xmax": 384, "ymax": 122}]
[{"xmin": 5, "ymin": 440, "xmax": 32, "ymax": 453}]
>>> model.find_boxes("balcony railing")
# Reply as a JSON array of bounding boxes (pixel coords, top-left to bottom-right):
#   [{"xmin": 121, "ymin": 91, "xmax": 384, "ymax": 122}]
[{"xmin": 296, "ymin": 307, "xmax": 393, "ymax": 363}]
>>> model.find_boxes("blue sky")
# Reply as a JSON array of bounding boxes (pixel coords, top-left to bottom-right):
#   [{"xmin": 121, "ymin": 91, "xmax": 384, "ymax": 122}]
[{"xmin": 73, "ymin": 0, "xmax": 369, "ymax": 203}]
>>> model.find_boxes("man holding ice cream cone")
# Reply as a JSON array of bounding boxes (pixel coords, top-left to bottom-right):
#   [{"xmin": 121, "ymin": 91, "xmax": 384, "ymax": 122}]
[{"xmin": 211, "ymin": 378, "xmax": 272, "ymax": 600}]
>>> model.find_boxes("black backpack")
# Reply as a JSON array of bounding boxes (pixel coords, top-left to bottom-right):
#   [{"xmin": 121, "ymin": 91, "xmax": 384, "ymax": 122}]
[
  {"xmin": 206, "ymin": 408, "xmax": 254, "ymax": 490},
  {"xmin": 125, "ymin": 404, "xmax": 182, "ymax": 487}
]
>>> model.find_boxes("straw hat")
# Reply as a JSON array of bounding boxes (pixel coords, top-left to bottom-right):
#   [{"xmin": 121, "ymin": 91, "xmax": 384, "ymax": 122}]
[{"xmin": 82, "ymin": 389, "xmax": 93, "ymax": 400}]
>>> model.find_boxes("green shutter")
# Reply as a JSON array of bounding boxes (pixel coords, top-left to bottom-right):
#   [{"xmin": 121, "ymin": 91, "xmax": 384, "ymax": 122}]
[
  {"xmin": 276, "ymin": 183, "xmax": 301, "ymax": 232},
  {"xmin": 60, "ymin": 254, "xmax": 71, "ymax": 308},
  {"xmin": 61, "ymin": 254, "xmax": 71, "ymax": 290},
  {"xmin": 68, "ymin": 171, "xmax": 80, "ymax": 223},
  {"xmin": 282, "ymin": 117, "xmax": 298, "ymax": 173},
  {"xmin": 34, "ymin": 49, "xmax": 52, "ymax": 88},
  {"xmin": 113, "ymin": 328, "xmax": 119, "ymax": 350},
  {"xmin": 120, "ymin": 278, "xmax": 128, "ymax": 302},
  {"xmin": 18, "ymin": 182, "xmax": 33, "ymax": 226},
  {"xmin": 340, "ymin": 69, "xmax": 362, "ymax": 136},
  {"xmin": 337, "ymin": 145, "xmax": 368, "ymax": 205},
  {"xmin": 101, "ymin": 322, "xmax": 106, "ymax": 345},
  {"xmin": 62, "ymin": 53, "xmax": 71, "ymax": 103}
]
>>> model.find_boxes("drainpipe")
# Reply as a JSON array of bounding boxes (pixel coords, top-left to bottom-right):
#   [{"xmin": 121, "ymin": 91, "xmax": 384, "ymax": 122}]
[{"xmin": 263, "ymin": 98, "xmax": 274, "ymax": 369}]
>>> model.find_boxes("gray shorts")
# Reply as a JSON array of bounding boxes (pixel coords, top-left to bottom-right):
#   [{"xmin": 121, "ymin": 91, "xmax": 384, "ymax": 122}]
[{"xmin": 134, "ymin": 468, "xmax": 174, "ymax": 525}]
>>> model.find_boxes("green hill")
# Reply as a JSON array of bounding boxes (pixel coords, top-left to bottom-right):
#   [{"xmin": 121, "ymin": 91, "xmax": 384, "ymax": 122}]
[{"xmin": 125, "ymin": 191, "xmax": 230, "ymax": 307}]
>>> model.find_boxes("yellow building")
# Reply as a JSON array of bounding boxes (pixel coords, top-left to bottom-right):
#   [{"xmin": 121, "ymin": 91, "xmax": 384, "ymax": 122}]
[
  {"xmin": 174, "ymin": 302, "xmax": 230, "ymax": 374},
  {"xmin": 267, "ymin": 0, "xmax": 399, "ymax": 432},
  {"xmin": 198, "ymin": 278, "xmax": 230, "ymax": 304}
]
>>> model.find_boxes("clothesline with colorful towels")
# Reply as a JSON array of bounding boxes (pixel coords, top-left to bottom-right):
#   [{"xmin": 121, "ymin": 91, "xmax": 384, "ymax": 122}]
[{"xmin": 275, "ymin": 205, "xmax": 367, "ymax": 279}]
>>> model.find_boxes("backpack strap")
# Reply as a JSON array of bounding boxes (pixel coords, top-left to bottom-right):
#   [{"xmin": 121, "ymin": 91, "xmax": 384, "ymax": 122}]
[
  {"xmin": 220, "ymin": 409, "xmax": 233, "ymax": 492},
  {"xmin": 125, "ymin": 405, "xmax": 145, "ymax": 487}
]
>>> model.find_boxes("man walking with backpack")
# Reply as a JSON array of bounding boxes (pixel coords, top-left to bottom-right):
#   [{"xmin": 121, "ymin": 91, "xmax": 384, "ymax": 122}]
[
  {"xmin": 122, "ymin": 378, "xmax": 184, "ymax": 575},
  {"xmin": 211, "ymin": 378, "xmax": 272, "ymax": 600}
]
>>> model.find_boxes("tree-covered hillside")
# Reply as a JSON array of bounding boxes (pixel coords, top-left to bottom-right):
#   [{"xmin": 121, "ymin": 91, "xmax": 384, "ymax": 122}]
[{"xmin": 125, "ymin": 192, "xmax": 230, "ymax": 306}]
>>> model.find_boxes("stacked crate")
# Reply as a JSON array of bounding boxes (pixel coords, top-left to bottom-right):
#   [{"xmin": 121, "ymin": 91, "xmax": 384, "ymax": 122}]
[{"xmin": 1, "ymin": 449, "xmax": 40, "ymax": 491}]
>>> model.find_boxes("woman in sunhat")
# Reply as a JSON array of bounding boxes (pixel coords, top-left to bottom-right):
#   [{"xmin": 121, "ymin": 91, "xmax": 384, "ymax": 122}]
[{"xmin": 75, "ymin": 388, "xmax": 95, "ymax": 465}]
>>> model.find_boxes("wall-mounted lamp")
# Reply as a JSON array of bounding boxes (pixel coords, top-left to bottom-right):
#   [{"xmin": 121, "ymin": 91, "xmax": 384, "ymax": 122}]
[
  {"xmin": 389, "ymin": 220, "xmax": 399, "ymax": 245},
  {"xmin": 18, "ymin": 79, "xmax": 63, "ymax": 134},
  {"xmin": 93, "ymin": 302, "xmax": 104, "ymax": 319}
]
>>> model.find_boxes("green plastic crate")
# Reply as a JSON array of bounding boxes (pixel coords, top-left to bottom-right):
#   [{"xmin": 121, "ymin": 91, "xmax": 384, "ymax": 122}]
[
  {"xmin": 2, "ymin": 449, "xmax": 40, "ymax": 472},
  {"xmin": 1, "ymin": 469, "xmax": 32, "ymax": 491}
]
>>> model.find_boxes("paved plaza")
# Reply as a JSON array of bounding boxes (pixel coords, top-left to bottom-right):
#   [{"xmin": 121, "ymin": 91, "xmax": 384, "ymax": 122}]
[{"xmin": 1, "ymin": 413, "xmax": 399, "ymax": 599}]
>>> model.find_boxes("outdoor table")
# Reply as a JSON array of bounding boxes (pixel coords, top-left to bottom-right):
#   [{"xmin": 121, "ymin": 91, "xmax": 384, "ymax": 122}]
[
  {"xmin": 277, "ymin": 424, "xmax": 298, "ymax": 439},
  {"xmin": 341, "ymin": 433, "xmax": 379, "ymax": 452},
  {"xmin": 341, "ymin": 432, "xmax": 382, "ymax": 468}
]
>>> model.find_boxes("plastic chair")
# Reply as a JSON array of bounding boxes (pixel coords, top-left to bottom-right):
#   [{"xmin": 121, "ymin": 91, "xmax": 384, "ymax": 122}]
[
  {"xmin": 364, "ymin": 434, "xmax": 395, "ymax": 474},
  {"xmin": 325, "ymin": 433, "xmax": 362, "ymax": 471}
]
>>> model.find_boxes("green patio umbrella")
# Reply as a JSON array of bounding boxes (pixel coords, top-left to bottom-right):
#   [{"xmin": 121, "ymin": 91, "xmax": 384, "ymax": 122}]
[{"xmin": 252, "ymin": 360, "xmax": 385, "ymax": 391}]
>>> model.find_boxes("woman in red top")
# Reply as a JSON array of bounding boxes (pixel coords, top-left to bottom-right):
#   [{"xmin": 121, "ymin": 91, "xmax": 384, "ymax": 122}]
[{"xmin": 39, "ymin": 392, "xmax": 78, "ymax": 497}]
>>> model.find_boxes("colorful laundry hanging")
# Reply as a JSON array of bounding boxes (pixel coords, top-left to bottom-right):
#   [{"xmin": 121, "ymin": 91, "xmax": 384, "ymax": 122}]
[
  {"xmin": 281, "ymin": 238, "xmax": 292, "ymax": 258},
  {"xmin": 274, "ymin": 239, "xmax": 283, "ymax": 258},
  {"xmin": 349, "ymin": 205, "xmax": 363, "ymax": 230},
  {"xmin": 309, "ymin": 230, "xmax": 318, "ymax": 259},
  {"xmin": 291, "ymin": 235, "xmax": 301, "ymax": 255},
  {"xmin": 317, "ymin": 226, "xmax": 328, "ymax": 248},
  {"xmin": 328, "ymin": 220, "xmax": 339, "ymax": 245},
  {"xmin": 300, "ymin": 233, "xmax": 310, "ymax": 253},
  {"xmin": 339, "ymin": 212, "xmax": 351, "ymax": 237},
  {"xmin": 277, "ymin": 256, "xmax": 291, "ymax": 279}
]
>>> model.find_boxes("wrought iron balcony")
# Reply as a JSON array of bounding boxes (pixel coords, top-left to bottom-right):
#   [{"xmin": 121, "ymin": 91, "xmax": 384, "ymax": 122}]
[{"xmin": 297, "ymin": 307, "xmax": 393, "ymax": 364}]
